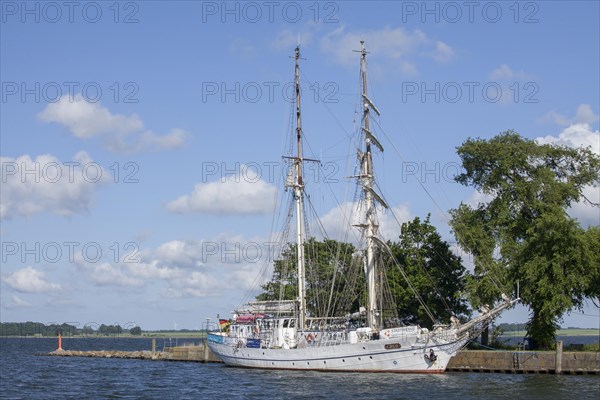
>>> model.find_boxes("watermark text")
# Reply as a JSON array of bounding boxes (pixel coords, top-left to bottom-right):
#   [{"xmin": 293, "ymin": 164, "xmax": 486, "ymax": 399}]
[
  {"xmin": 400, "ymin": 1, "xmax": 540, "ymax": 24},
  {"xmin": 1, "ymin": 81, "xmax": 139, "ymax": 103},
  {"xmin": 401, "ymin": 81, "xmax": 539, "ymax": 104},
  {"xmin": 1, "ymin": 161, "xmax": 139, "ymax": 184},
  {"xmin": 1, "ymin": 1, "xmax": 140, "ymax": 23},
  {"xmin": 201, "ymin": 81, "xmax": 339, "ymax": 104},
  {"xmin": 1, "ymin": 241, "xmax": 140, "ymax": 264},
  {"xmin": 201, "ymin": 1, "xmax": 339, "ymax": 23}
]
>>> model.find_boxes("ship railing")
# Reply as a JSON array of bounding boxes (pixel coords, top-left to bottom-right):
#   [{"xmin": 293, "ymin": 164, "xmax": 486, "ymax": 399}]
[
  {"xmin": 237, "ymin": 300, "xmax": 297, "ymax": 314},
  {"xmin": 319, "ymin": 331, "xmax": 349, "ymax": 347},
  {"xmin": 429, "ymin": 326, "xmax": 458, "ymax": 342},
  {"xmin": 306, "ymin": 317, "xmax": 348, "ymax": 331}
]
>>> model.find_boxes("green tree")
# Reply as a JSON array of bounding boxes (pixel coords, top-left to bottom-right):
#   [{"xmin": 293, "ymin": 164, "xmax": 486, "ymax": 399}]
[
  {"xmin": 387, "ymin": 215, "xmax": 471, "ymax": 329},
  {"xmin": 130, "ymin": 326, "xmax": 142, "ymax": 335},
  {"xmin": 584, "ymin": 226, "xmax": 600, "ymax": 298},
  {"xmin": 256, "ymin": 238, "xmax": 359, "ymax": 317},
  {"xmin": 450, "ymin": 131, "xmax": 599, "ymax": 349},
  {"xmin": 257, "ymin": 222, "xmax": 471, "ymax": 329}
]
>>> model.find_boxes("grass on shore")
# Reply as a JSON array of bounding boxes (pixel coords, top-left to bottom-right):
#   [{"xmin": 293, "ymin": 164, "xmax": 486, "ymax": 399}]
[{"xmin": 500, "ymin": 328, "xmax": 599, "ymax": 337}]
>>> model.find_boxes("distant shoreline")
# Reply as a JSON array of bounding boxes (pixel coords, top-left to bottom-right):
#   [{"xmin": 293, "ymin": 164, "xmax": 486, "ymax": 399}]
[
  {"xmin": 500, "ymin": 329, "xmax": 599, "ymax": 337},
  {"xmin": 0, "ymin": 333, "xmax": 206, "ymax": 339}
]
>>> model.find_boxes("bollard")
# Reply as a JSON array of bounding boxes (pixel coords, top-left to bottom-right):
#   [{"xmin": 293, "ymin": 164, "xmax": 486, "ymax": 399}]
[{"xmin": 555, "ymin": 340, "xmax": 563, "ymax": 374}]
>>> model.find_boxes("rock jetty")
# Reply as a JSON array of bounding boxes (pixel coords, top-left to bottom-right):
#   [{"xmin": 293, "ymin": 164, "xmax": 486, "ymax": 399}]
[{"xmin": 47, "ymin": 349, "xmax": 171, "ymax": 360}]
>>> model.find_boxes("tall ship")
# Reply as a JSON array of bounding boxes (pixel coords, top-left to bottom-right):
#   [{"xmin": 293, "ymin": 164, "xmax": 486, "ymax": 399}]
[{"xmin": 207, "ymin": 41, "xmax": 517, "ymax": 373}]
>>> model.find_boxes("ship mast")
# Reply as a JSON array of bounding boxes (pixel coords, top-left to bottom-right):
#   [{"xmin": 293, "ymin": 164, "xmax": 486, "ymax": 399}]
[
  {"xmin": 356, "ymin": 41, "xmax": 387, "ymax": 331},
  {"xmin": 292, "ymin": 46, "xmax": 307, "ymax": 332}
]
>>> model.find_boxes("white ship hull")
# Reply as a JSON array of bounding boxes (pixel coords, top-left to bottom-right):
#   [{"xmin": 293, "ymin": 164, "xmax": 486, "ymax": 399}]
[{"xmin": 208, "ymin": 334, "xmax": 469, "ymax": 373}]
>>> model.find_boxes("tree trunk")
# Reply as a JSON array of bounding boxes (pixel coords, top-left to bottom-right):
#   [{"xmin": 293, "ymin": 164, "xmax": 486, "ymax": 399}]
[{"xmin": 481, "ymin": 324, "xmax": 489, "ymax": 346}]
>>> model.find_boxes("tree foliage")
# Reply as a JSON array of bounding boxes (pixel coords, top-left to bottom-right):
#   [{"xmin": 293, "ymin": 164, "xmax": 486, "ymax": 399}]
[
  {"xmin": 450, "ymin": 131, "xmax": 599, "ymax": 349},
  {"xmin": 129, "ymin": 326, "xmax": 142, "ymax": 336},
  {"xmin": 256, "ymin": 238, "xmax": 359, "ymax": 317},
  {"xmin": 387, "ymin": 215, "xmax": 471, "ymax": 329},
  {"xmin": 584, "ymin": 226, "xmax": 600, "ymax": 300},
  {"xmin": 0, "ymin": 322, "xmax": 136, "ymax": 337},
  {"xmin": 0, "ymin": 322, "xmax": 77, "ymax": 337},
  {"xmin": 257, "ymin": 217, "xmax": 471, "ymax": 329}
]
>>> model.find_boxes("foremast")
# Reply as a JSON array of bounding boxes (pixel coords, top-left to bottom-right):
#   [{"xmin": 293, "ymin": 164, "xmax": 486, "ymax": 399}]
[
  {"xmin": 291, "ymin": 46, "xmax": 307, "ymax": 331},
  {"xmin": 356, "ymin": 41, "xmax": 388, "ymax": 332}
]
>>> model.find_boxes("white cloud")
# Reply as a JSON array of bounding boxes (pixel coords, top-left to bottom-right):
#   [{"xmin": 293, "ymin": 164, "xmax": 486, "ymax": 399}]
[
  {"xmin": 543, "ymin": 111, "xmax": 571, "ymax": 126},
  {"xmin": 399, "ymin": 61, "xmax": 418, "ymax": 76},
  {"xmin": 487, "ymin": 64, "xmax": 534, "ymax": 104},
  {"xmin": 107, "ymin": 128, "xmax": 188, "ymax": 153},
  {"xmin": 71, "ymin": 236, "xmax": 263, "ymax": 298},
  {"xmin": 574, "ymin": 104, "xmax": 600, "ymax": 125},
  {"xmin": 271, "ymin": 29, "xmax": 313, "ymax": 50},
  {"xmin": 78, "ymin": 260, "xmax": 146, "ymax": 288},
  {"xmin": 464, "ymin": 190, "xmax": 494, "ymax": 208},
  {"xmin": 152, "ymin": 240, "xmax": 206, "ymax": 268},
  {"xmin": 568, "ymin": 185, "xmax": 600, "ymax": 227},
  {"xmin": 379, "ymin": 204, "xmax": 413, "ymax": 241},
  {"xmin": 320, "ymin": 26, "xmax": 453, "ymax": 73},
  {"xmin": 9, "ymin": 295, "xmax": 32, "ymax": 308},
  {"xmin": 536, "ymin": 122, "xmax": 600, "ymax": 227},
  {"xmin": 38, "ymin": 94, "xmax": 143, "ymax": 138},
  {"xmin": 3, "ymin": 266, "xmax": 61, "ymax": 293},
  {"xmin": 37, "ymin": 94, "xmax": 187, "ymax": 153},
  {"xmin": 160, "ymin": 270, "xmax": 222, "ymax": 298},
  {"xmin": 319, "ymin": 201, "xmax": 412, "ymax": 243},
  {"xmin": 540, "ymin": 104, "xmax": 600, "ymax": 127},
  {"xmin": 0, "ymin": 152, "xmax": 107, "ymax": 219},
  {"xmin": 536, "ymin": 123, "xmax": 600, "ymax": 154},
  {"xmin": 167, "ymin": 172, "xmax": 277, "ymax": 215},
  {"xmin": 431, "ymin": 41, "xmax": 455, "ymax": 63},
  {"xmin": 73, "ymin": 251, "xmax": 182, "ymax": 289},
  {"xmin": 229, "ymin": 38, "xmax": 257, "ymax": 58},
  {"xmin": 490, "ymin": 64, "xmax": 530, "ymax": 80},
  {"xmin": 269, "ymin": 20, "xmax": 325, "ymax": 51}
]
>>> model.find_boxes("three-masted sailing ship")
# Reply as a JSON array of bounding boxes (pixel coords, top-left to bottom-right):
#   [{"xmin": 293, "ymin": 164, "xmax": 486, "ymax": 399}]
[{"xmin": 207, "ymin": 41, "xmax": 517, "ymax": 373}]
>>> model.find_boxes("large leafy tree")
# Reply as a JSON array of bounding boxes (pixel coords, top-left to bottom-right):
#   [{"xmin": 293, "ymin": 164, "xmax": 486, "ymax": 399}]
[
  {"xmin": 387, "ymin": 215, "xmax": 471, "ymax": 329},
  {"xmin": 584, "ymin": 226, "xmax": 600, "ymax": 314},
  {"xmin": 256, "ymin": 238, "xmax": 359, "ymax": 317},
  {"xmin": 450, "ymin": 131, "xmax": 599, "ymax": 349},
  {"xmin": 257, "ymin": 218, "xmax": 472, "ymax": 328}
]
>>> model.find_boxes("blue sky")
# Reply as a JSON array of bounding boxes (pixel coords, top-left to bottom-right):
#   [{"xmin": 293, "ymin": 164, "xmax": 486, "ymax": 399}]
[{"xmin": 1, "ymin": 1, "xmax": 599, "ymax": 330}]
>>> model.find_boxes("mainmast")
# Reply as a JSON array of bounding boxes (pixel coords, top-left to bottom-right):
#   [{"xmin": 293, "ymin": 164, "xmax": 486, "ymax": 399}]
[
  {"xmin": 356, "ymin": 41, "xmax": 387, "ymax": 331},
  {"xmin": 292, "ymin": 46, "xmax": 307, "ymax": 331}
]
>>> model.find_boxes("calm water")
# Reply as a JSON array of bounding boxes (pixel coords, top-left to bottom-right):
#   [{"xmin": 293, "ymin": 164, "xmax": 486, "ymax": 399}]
[{"xmin": 1, "ymin": 338, "xmax": 598, "ymax": 399}]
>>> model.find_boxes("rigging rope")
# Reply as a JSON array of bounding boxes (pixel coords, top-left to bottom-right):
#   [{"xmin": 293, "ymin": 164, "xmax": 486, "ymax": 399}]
[{"xmin": 370, "ymin": 116, "xmax": 505, "ymax": 295}]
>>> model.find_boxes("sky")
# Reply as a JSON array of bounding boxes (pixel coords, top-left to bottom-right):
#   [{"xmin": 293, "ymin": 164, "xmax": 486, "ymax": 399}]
[{"xmin": 1, "ymin": 0, "xmax": 599, "ymax": 331}]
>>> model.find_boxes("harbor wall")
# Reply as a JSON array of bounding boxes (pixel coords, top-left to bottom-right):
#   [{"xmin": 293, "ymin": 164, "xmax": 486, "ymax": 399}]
[
  {"xmin": 446, "ymin": 349, "xmax": 600, "ymax": 374},
  {"xmin": 47, "ymin": 339, "xmax": 600, "ymax": 374}
]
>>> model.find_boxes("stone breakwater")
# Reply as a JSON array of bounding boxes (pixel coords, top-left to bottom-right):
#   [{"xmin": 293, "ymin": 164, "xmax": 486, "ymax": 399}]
[
  {"xmin": 45, "ymin": 344, "xmax": 223, "ymax": 363},
  {"xmin": 46, "ymin": 349, "xmax": 172, "ymax": 360}
]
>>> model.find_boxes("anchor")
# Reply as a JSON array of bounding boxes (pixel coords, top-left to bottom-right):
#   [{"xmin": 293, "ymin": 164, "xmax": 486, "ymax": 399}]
[{"xmin": 424, "ymin": 349, "xmax": 437, "ymax": 363}]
